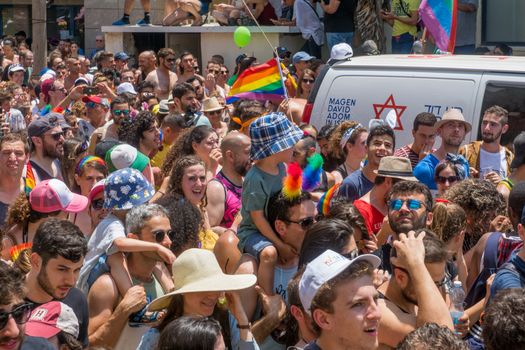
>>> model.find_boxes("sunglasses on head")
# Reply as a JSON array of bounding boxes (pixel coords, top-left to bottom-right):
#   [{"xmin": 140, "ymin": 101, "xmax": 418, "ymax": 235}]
[
  {"xmin": 152, "ymin": 229, "xmax": 174, "ymax": 243},
  {"xmin": 388, "ymin": 198, "xmax": 425, "ymax": 211},
  {"xmin": 285, "ymin": 216, "xmax": 316, "ymax": 229},
  {"xmin": 436, "ymin": 175, "xmax": 459, "ymax": 184},
  {"xmin": 91, "ymin": 198, "xmax": 104, "ymax": 210},
  {"xmin": 113, "ymin": 109, "xmax": 130, "ymax": 116},
  {"xmin": 0, "ymin": 303, "xmax": 33, "ymax": 330}
]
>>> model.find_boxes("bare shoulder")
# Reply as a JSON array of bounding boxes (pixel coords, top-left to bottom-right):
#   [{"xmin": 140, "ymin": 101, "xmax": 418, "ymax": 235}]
[{"xmin": 88, "ymin": 274, "xmax": 119, "ymax": 308}]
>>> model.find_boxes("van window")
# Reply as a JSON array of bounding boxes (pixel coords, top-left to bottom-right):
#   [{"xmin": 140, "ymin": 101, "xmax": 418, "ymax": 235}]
[{"xmin": 479, "ymin": 82, "xmax": 525, "ymax": 148}]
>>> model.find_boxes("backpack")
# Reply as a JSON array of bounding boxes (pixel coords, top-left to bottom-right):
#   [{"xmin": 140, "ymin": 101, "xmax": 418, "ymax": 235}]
[{"xmin": 498, "ymin": 260, "xmax": 525, "ymax": 287}]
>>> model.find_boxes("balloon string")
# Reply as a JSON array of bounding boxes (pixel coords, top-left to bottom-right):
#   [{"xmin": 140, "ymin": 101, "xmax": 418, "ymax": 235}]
[{"xmin": 239, "ymin": 0, "xmax": 279, "ymax": 58}]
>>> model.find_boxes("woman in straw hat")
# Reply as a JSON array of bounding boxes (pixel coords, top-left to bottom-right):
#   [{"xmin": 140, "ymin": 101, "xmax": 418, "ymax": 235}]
[{"xmin": 137, "ymin": 248, "xmax": 259, "ymax": 350}]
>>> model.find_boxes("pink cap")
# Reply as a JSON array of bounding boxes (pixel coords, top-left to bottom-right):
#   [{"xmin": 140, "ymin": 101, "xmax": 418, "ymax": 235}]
[
  {"xmin": 29, "ymin": 179, "xmax": 88, "ymax": 213},
  {"xmin": 88, "ymin": 179, "xmax": 105, "ymax": 203},
  {"xmin": 26, "ymin": 301, "xmax": 79, "ymax": 339}
]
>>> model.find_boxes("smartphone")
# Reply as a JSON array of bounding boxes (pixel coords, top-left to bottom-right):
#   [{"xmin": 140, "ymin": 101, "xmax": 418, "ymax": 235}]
[{"xmin": 83, "ymin": 86, "xmax": 99, "ymax": 95}]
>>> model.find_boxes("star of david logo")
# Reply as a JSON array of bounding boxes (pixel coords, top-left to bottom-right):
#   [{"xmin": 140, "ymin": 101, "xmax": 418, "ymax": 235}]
[{"xmin": 373, "ymin": 94, "xmax": 407, "ymax": 131}]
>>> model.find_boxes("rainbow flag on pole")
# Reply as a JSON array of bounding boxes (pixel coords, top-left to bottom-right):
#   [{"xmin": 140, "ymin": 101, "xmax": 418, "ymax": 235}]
[
  {"xmin": 419, "ymin": 0, "xmax": 458, "ymax": 53},
  {"xmin": 227, "ymin": 58, "xmax": 286, "ymax": 103}
]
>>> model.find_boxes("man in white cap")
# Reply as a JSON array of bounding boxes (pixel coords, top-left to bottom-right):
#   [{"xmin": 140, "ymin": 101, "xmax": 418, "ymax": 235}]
[
  {"xmin": 414, "ymin": 108, "xmax": 471, "ymax": 190},
  {"xmin": 299, "ymin": 249, "xmax": 381, "ymax": 350},
  {"xmin": 328, "ymin": 43, "xmax": 353, "ymax": 65}
]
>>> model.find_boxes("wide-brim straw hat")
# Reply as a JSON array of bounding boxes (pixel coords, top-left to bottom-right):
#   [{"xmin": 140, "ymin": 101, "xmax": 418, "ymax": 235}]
[
  {"xmin": 148, "ymin": 249, "xmax": 257, "ymax": 311},
  {"xmin": 435, "ymin": 108, "xmax": 472, "ymax": 133},
  {"xmin": 372, "ymin": 156, "xmax": 418, "ymax": 181},
  {"xmin": 202, "ymin": 97, "xmax": 224, "ymax": 112}
]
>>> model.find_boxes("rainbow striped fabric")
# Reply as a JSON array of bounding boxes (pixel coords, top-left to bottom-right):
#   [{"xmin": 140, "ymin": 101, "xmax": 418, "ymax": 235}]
[
  {"xmin": 227, "ymin": 58, "xmax": 286, "ymax": 103},
  {"xmin": 419, "ymin": 0, "xmax": 458, "ymax": 52}
]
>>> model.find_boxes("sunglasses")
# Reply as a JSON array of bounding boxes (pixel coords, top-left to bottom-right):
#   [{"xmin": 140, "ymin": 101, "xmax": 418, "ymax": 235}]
[
  {"xmin": 0, "ymin": 303, "xmax": 33, "ymax": 330},
  {"xmin": 342, "ymin": 248, "xmax": 359, "ymax": 260},
  {"xmin": 436, "ymin": 175, "xmax": 459, "ymax": 184},
  {"xmin": 85, "ymin": 101, "xmax": 98, "ymax": 109},
  {"xmin": 207, "ymin": 110, "xmax": 222, "ymax": 115},
  {"xmin": 388, "ymin": 198, "xmax": 426, "ymax": 211},
  {"xmin": 152, "ymin": 229, "xmax": 174, "ymax": 243},
  {"xmin": 209, "ymin": 69, "xmax": 220, "ymax": 74},
  {"xmin": 49, "ymin": 132, "xmax": 64, "ymax": 141},
  {"xmin": 285, "ymin": 216, "xmax": 316, "ymax": 229},
  {"xmin": 91, "ymin": 198, "xmax": 104, "ymax": 210},
  {"xmin": 165, "ymin": 58, "xmax": 176, "ymax": 62},
  {"xmin": 303, "ymin": 79, "xmax": 315, "ymax": 84},
  {"xmin": 113, "ymin": 109, "xmax": 130, "ymax": 116}
]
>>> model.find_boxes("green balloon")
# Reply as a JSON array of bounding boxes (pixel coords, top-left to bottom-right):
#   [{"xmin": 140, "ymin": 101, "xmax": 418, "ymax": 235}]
[{"xmin": 234, "ymin": 26, "xmax": 251, "ymax": 48}]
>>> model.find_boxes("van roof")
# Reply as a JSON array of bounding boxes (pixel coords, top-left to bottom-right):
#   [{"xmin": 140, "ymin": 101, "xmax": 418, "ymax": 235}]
[{"xmin": 332, "ymin": 55, "xmax": 525, "ymax": 74}]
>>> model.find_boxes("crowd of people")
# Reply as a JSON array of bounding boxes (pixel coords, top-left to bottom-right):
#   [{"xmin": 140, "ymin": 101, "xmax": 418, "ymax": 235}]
[{"xmin": 0, "ymin": 21, "xmax": 524, "ymax": 350}]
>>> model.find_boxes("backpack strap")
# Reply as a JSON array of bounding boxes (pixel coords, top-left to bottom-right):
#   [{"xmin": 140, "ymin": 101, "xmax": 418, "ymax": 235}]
[{"xmin": 483, "ymin": 232, "xmax": 502, "ymax": 272}]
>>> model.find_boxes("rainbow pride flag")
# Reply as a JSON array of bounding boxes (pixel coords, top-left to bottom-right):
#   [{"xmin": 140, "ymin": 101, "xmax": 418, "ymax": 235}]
[
  {"xmin": 419, "ymin": 0, "xmax": 457, "ymax": 53},
  {"xmin": 227, "ymin": 58, "xmax": 286, "ymax": 103}
]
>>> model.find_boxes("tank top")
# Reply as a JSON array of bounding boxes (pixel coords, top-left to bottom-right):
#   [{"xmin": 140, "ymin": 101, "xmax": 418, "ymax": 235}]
[{"xmin": 212, "ymin": 171, "xmax": 242, "ymax": 229}]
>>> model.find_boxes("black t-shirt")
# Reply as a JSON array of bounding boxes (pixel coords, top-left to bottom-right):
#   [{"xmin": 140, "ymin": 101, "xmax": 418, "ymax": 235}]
[
  {"xmin": 324, "ymin": 0, "xmax": 358, "ymax": 33},
  {"xmin": 0, "ymin": 201, "xmax": 9, "ymax": 226},
  {"xmin": 374, "ymin": 243, "xmax": 393, "ymax": 274},
  {"xmin": 21, "ymin": 336, "xmax": 55, "ymax": 349},
  {"xmin": 26, "ymin": 287, "xmax": 89, "ymax": 347}
]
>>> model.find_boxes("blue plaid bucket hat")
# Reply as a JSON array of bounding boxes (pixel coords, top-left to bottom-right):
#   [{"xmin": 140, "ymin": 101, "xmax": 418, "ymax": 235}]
[
  {"xmin": 249, "ymin": 112, "xmax": 303, "ymax": 161},
  {"xmin": 103, "ymin": 168, "xmax": 155, "ymax": 210}
]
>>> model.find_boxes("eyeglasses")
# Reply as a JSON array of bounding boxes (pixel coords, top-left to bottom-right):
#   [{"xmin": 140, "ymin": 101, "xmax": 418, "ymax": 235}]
[
  {"xmin": 284, "ymin": 216, "xmax": 316, "ymax": 229},
  {"xmin": 0, "ymin": 303, "xmax": 33, "ymax": 330},
  {"xmin": 151, "ymin": 229, "xmax": 174, "ymax": 243},
  {"xmin": 436, "ymin": 175, "xmax": 459, "ymax": 184},
  {"xmin": 91, "ymin": 198, "xmax": 104, "ymax": 210},
  {"xmin": 302, "ymin": 78, "xmax": 315, "ymax": 84},
  {"xmin": 49, "ymin": 132, "xmax": 64, "ymax": 141},
  {"xmin": 113, "ymin": 109, "xmax": 130, "ymax": 116},
  {"xmin": 388, "ymin": 198, "xmax": 426, "ymax": 211}
]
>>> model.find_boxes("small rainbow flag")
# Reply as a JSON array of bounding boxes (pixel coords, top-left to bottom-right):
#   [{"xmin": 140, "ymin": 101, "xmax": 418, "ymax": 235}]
[
  {"xmin": 227, "ymin": 58, "xmax": 286, "ymax": 104},
  {"xmin": 24, "ymin": 161, "xmax": 36, "ymax": 195},
  {"xmin": 419, "ymin": 0, "xmax": 458, "ymax": 53}
]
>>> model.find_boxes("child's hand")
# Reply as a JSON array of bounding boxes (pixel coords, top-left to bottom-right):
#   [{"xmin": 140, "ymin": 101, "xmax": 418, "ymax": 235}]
[
  {"xmin": 156, "ymin": 245, "xmax": 176, "ymax": 265},
  {"xmin": 277, "ymin": 243, "xmax": 297, "ymax": 264}
]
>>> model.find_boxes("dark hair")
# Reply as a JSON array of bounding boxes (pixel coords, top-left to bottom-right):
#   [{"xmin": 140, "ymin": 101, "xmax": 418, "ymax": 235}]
[
  {"xmin": 267, "ymin": 191, "xmax": 312, "ymax": 232},
  {"xmin": 391, "ymin": 229, "xmax": 448, "ymax": 264},
  {"xmin": 388, "ymin": 181, "xmax": 433, "ymax": 213},
  {"xmin": 157, "ymin": 48, "xmax": 175, "ymax": 61},
  {"xmin": 155, "ymin": 194, "xmax": 201, "ymax": 256},
  {"xmin": 325, "ymin": 199, "xmax": 370, "ymax": 241},
  {"xmin": 367, "ymin": 124, "xmax": 395, "ymax": 149},
  {"xmin": 276, "ymin": 267, "xmax": 305, "ymax": 347},
  {"xmin": 434, "ymin": 160, "xmax": 466, "ymax": 182},
  {"xmin": 118, "ymin": 110, "xmax": 156, "ymax": 149},
  {"xmin": 32, "ymin": 218, "xmax": 87, "ymax": 266},
  {"xmin": 57, "ymin": 331, "xmax": 83, "ymax": 350},
  {"xmin": 0, "ymin": 132, "xmax": 29, "ymax": 154},
  {"xmin": 483, "ymin": 105, "xmax": 508, "ymax": 126},
  {"xmin": 413, "ymin": 112, "xmax": 437, "ymax": 131},
  {"xmin": 157, "ymin": 316, "xmax": 222, "ymax": 350},
  {"xmin": 396, "ymin": 322, "xmax": 469, "ymax": 350},
  {"xmin": 229, "ymin": 100, "xmax": 265, "ymax": 131},
  {"xmin": 110, "ymin": 96, "xmax": 129, "ymax": 110},
  {"xmin": 494, "ymin": 43, "xmax": 513, "ymax": 56},
  {"xmin": 509, "ymin": 182, "xmax": 525, "ymax": 223},
  {"xmin": 296, "ymin": 68, "xmax": 315, "ymax": 98},
  {"xmin": 211, "ymin": 54, "xmax": 225, "ymax": 65},
  {"xmin": 162, "ymin": 113, "xmax": 188, "ymax": 130},
  {"xmin": 238, "ymin": 57, "xmax": 257, "ymax": 77},
  {"xmin": 186, "ymin": 76, "xmax": 201, "ymax": 85},
  {"xmin": 298, "ymin": 219, "xmax": 354, "ymax": 267},
  {"xmin": 0, "ymin": 261, "xmax": 26, "ymax": 304},
  {"xmin": 172, "ymin": 82, "xmax": 195, "ymax": 100},
  {"xmin": 482, "ymin": 288, "xmax": 525, "ymax": 350},
  {"xmin": 167, "ymin": 155, "xmax": 206, "ymax": 198},
  {"xmin": 316, "ymin": 124, "xmax": 336, "ymax": 141},
  {"xmin": 95, "ymin": 51, "xmax": 114, "ymax": 69},
  {"xmin": 137, "ymin": 80, "xmax": 155, "ymax": 93}
]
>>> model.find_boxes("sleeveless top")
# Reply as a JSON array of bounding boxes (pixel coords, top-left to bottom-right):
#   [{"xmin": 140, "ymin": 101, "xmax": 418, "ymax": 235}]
[{"xmin": 211, "ymin": 171, "xmax": 242, "ymax": 229}]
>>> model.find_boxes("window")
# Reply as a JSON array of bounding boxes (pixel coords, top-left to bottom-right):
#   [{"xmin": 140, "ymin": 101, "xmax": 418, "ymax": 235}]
[{"xmin": 482, "ymin": 0, "xmax": 525, "ymax": 45}]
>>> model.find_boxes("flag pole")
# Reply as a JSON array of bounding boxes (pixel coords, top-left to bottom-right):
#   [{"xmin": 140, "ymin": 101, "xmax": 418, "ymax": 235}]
[{"xmin": 275, "ymin": 56, "xmax": 289, "ymax": 100}]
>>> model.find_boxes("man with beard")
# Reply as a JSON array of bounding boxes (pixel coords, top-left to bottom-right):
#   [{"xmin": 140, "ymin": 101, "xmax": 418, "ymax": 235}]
[
  {"xmin": 145, "ymin": 48, "xmax": 178, "ymax": 101},
  {"xmin": 376, "ymin": 181, "xmax": 434, "ymax": 274},
  {"xmin": 24, "ymin": 219, "xmax": 89, "ymax": 347},
  {"xmin": 460, "ymin": 105, "xmax": 513, "ymax": 186},
  {"xmin": 207, "ymin": 131, "xmax": 251, "ymax": 233},
  {"xmin": 87, "ymin": 204, "xmax": 171, "ymax": 349},
  {"xmin": 170, "ymin": 83, "xmax": 209, "ymax": 127},
  {"xmin": 0, "ymin": 134, "xmax": 28, "ymax": 225},
  {"xmin": 339, "ymin": 124, "xmax": 395, "ymax": 203},
  {"xmin": 414, "ymin": 109, "xmax": 471, "ymax": 191},
  {"xmin": 0, "ymin": 263, "xmax": 55, "ymax": 350},
  {"xmin": 79, "ymin": 95, "xmax": 110, "ymax": 143},
  {"xmin": 88, "ymin": 97, "xmax": 130, "ymax": 153},
  {"xmin": 138, "ymin": 51, "xmax": 157, "ymax": 83},
  {"xmin": 187, "ymin": 77, "xmax": 205, "ymax": 102},
  {"xmin": 176, "ymin": 51, "xmax": 202, "ymax": 83},
  {"xmin": 27, "ymin": 115, "xmax": 65, "ymax": 184},
  {"xmin": 377, "ymin": 230, "xmax": 454, "ymax": 349}
]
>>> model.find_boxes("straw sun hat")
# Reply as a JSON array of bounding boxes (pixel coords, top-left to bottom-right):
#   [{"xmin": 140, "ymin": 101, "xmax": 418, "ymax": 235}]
[{"xmin": 148, "ymin": 249, "xmax": 257, "ymax": 311}]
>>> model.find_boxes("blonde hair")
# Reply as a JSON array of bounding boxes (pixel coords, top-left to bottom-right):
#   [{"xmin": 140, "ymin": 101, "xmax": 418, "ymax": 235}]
[{"xmin": 430, "ymin": 201, "xmax": 467, "ymax": 243}]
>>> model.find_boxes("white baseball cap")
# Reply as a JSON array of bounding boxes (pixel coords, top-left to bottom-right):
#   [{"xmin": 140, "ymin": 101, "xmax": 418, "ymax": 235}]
[
  {"xmin": 329, "ymin": 43, "xmax": 353, "ymax": 63},
  {"xmin": 299, "ymin": 249, "xmax": 380, "ymax": 314},
  {"xmin": 116, "ymin": 82, "xmax": 137, "ymax": 96}
]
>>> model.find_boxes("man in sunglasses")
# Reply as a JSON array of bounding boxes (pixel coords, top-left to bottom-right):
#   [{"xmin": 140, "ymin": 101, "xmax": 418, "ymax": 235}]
[
  {"xmin": 87, "ymin": 204, "xmax": 172, "ymax": 349},
  {"xmin": 90, "ymin": 97, "xmax": 130, "ymax": 152},
  {"xmin": 376, "ymin": 230, "xmax": 454, "ymax": 349},
  {"xmin": 203, "ymin": 61, "xmax": 225, "ymax": 99},
  {"xmin": 145, "ymin": 48, "xmax": 177, "ymax": 101},
  {"xmin": 27, "ymin": 115, "xmax": 66, "ymax": 184},
  {"xmin": 79, "ymin": 95, "xmax": 110, "ymax": 143},
  {"xmin": 0, "ymin": 263, "xmax": 55, "ymax": 349}
]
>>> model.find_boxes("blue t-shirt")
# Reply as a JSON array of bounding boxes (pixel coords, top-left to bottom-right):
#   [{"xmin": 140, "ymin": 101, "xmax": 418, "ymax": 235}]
[
  {"xmin": 337, "ymin": 169, "xmax": 373, "ymax": 203},
  {"xmin": 490, "ymin": 252, "xmax": 525, "ymax": 301},
  {"xmin": 413, "ymin": 153, "xmax": 470, "ymax": 190}
]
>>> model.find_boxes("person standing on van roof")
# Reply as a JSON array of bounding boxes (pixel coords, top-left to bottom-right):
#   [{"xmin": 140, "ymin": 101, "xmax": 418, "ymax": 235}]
[
  {"xmin": 380, "ymin": 0, "xmax": 420, "ymax": 54},
  {"xmin": 394, "ymin": 112, "xmax": 437, "ymax": 169},
  {"xmin": 413, "ymin": 109, "xmax": 471, "ymax": 191},
  {"xmin": 320, "ymin": 0, "xmax": 358, "ymax": 51},
  {"xmin": 454, "ymin": 0, "xmax": 478, "ymax": 54},
  {"xmin": 460, "ymin": 105, "xmax": 513, "ymax": 187}
]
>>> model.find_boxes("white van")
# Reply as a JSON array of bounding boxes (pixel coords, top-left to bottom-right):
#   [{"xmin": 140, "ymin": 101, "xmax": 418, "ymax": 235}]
[{"xmin": 303, "ymin": 55, "xmax": 525, "ymax": 148}]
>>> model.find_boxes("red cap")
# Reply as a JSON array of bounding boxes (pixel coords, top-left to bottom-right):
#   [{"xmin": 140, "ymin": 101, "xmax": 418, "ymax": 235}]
[{"xmin": 26, "ymin": 301, "xmax": 79, "ymax": 339}]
